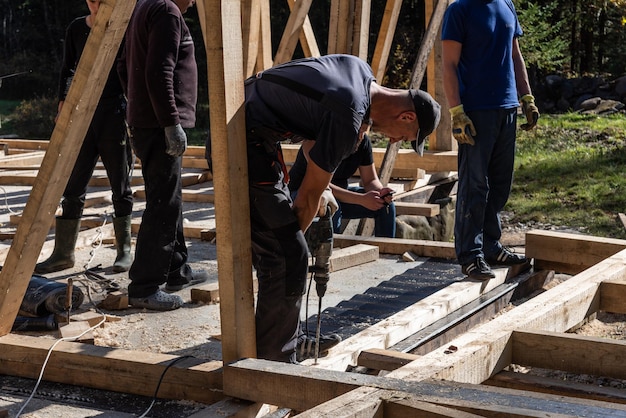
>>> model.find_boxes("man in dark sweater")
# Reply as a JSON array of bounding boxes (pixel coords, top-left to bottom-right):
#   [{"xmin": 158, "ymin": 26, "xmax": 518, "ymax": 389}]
[{"xmin": 118, "ymin": 0, "xmax": 207, "ymax": 311}]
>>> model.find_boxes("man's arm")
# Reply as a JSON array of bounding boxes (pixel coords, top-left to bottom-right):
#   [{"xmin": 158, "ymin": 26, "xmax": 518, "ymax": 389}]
[
  {"xmin": 293, "ymin": 140, "xmax": 333, "ymax": 232},
  {"xmin": 512, "ymin": 38, "xmax": 532, "ymax": 96},
  {"xmin": 442, "ymin": 39, "xmax": 462, "ymax": 108}
]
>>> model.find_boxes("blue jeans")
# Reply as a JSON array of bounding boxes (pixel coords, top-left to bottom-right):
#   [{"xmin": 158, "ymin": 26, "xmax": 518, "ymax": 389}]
[
  {"xmin": 454, "ymin": 108, "xmax": 517, "ymax": 265},
  {"xmin": 332, "ymin": 187, "xmax": 396, "ymax": 238}
]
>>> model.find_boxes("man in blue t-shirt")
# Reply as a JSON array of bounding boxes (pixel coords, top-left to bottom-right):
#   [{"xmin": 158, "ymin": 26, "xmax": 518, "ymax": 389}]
[
  {"xmin": 442, "ymin": 0, "xmax": 539, "ymax": 280},
  {"xmin": 239, "ymin": 54, "xmax": 441, "ymax": 363},
  {"xmin": 289, "ymin": 133, "xmax": 396, "ymax": 238}
]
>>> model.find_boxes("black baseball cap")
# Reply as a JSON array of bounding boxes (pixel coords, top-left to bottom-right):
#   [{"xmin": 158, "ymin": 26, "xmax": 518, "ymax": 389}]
[{"xmin": 409, "ymin": 89, "xmax": 441, "ymax": 156}]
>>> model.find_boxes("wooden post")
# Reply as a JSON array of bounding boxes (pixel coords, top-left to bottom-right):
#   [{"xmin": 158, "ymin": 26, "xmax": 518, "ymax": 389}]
[
  {"xmin": 199, "ymin": 0, "xmax": 257, "ymax": 363},
  {"xmin": 241, "ymin": 0, "xmax": 261, "ymax": 78},
  {"xmin": 257, "ymin": 0, "xmax": 274, "ymax": 71},
  {"xmin": 0, "ymin": 0, "xmax": 135, "ymax": 335}
]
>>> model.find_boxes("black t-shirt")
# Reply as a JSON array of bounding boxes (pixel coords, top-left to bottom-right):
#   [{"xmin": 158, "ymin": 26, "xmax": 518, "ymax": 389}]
[
  {"xmin": 289, "ymin": 134, "xmax": 374, "ymax": 192},
  {"xmin": 245, "ymin": 54, "xmax": 375, "ymax": 174}
]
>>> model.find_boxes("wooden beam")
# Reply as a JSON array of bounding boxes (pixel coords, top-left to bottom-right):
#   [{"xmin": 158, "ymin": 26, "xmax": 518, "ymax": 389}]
[
  {"xmin": 386, "ymin": 249, "xmax": 626, "ymax": 384},
  {"xmin": 485, "ymin": 370, "xmax": 626, "ymax": 405},
  {"xmin": 256, "ymin": 0, "xmax": 274, "ymax": 70},
  {"xmin": 201, "ymin": 0, "xmax": 257, "ymax": 363},
  {"xmin": 241, "ymin": 0, "xmax": 261, "ymax": 78},
  {"xmin": 333, "ymin": 234, "xmax": 456, "ymax": 259},
  {"xmin": 357, "ymin": 348, "xmax": 419, "ymax": 371},
  {"xmin": 280, "ymin": 144, "xmax": 458, "ymax": 173},
  {"xmin": 223, "ymin": 358, "xmax": 626, "ymax": 416},
  {"xmin": 370, "ymin": 0, "xmax": 402, "ymax": 81},
  {"xmin": 600, "ymin": 280, "xmax": 626, "ymax": 314},
  {"xmin": 512, "ymin": 329, "xmax": 626, "ymax": 380},
  {"xmin": 0, "ymin": 0, "xmax": 135, "ymax": 335},
  {"xmin": 286, "ymin": 0, "xmax": 320, "ymax": 58},
  {"xmin": 351, "ymin": 0, "xmax": 370, "ymax": 60},
  {"xmin": 394, "ymin": 202, "xmax": 440, "ymax": 217},
  {"xmin": 526, "ymin": 230, "xmax": 626, "ymax": 275},
  {"xmin": 273, "ymin": 0, "xmax": 314, "ymax": 65},
  {"xmin": 0, "ymin": 334, "xmax": 224, "ymax": 403}
]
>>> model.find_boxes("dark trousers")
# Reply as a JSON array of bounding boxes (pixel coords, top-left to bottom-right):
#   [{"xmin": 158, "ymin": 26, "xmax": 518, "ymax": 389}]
[
  {"xmin": 454, "ymin": 108, "xmax": 517, "ymax": 265},
  {"xmin": 248, "ymin": 142, "xmax": 308, "ymax": 363},
  {"xmin": 127, "ymin": 127, "xmax": 189, "ymax": 298},
  {"xmin": 62, "ymin": 98, "xmax": 133, "ymax": 219},
  {"xmin": 332, "ymin": 187, "xmax": 397, "ymax": 238}
]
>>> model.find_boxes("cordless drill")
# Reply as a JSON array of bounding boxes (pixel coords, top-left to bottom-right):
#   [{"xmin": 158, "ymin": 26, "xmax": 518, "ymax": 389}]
[{"xmin": 304, "ymin": 207, "xmax": 333, "ymax": 362}]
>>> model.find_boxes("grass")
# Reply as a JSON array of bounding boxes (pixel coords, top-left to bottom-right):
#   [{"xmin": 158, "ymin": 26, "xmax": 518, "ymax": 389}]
[
  {"xmin": 0, "ymin": 100, "xmax": 20, "ymax": 133},
  {"xmin": 510, "ymin": 112, "xmax": 626, "ymax": 239}
]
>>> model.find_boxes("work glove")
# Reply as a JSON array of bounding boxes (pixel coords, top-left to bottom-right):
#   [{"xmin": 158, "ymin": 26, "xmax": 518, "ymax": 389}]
[
  {"xmin": 520, "ymin": 94, "xmax": 540, "ymax": 131},
  {"xmin": 164, "ymin": 124, "xmax": 188, "ymax": 157},
  {"xmin": 449, "ymin": 104, "xmax": 476, "ymax": 146},
  {"xmin": 318, "ymin": 188, "xmax": 339, "ymax": 217}
]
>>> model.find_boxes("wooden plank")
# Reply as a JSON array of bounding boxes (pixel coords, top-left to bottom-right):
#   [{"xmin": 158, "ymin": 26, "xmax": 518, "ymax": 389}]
[
  {"xmin": 357, "ymin": 348, "xmax": 419, "ymax": 371},
  {"xmin": 386, "ymin": 249, "xmax": 626, "ymax": 384},
  {"xmin": 280, "ymin": 144, "xmax": 458, "ymax": 173},
  {"xmin": 351, "ymin": 0, "xmax": 370, "ymax": 60},
  {"xmin": 0, "ymin": 139, "xmax": 50, "ymax": 151},
  {"xmin": 329, "ymin": 243, "xmax": 379, "ymax": 272},
  {"xmin": 526, "ymin": 229, "xmax": 626, "ymax": 275},
  {"xmin": 273, "ymin": 0, "xmax": 314, "ymax": 65},
  {"xmin": 512, "ymin": 329, "xmax": 626, "ymax": 380},
  {"xmin": 201, "ymin": 0, "xmax": 257, "ymax": 363},
  {"xmin": 394, "ymin": 202, "xmax": 440, "ymax": 217},
  {"xmin": 241, "ymin": 0, "xmax": 261, "ymax": 78},
  {"xmin": 0, "ymin": 0, "xmax": 136, "ymax": 335},
  {"xmin": 0, "ymin": 151, "xmax": 44, "ymax": 167},
  {"xmin": 485, "ymin": 370, "xmax": 626, "ymax": 405},
  {"xmin": 0, "ymin": 334, "xmax": 224, "ymax": 403},
  {"xmin": 370, "ymin": 0, "xmax": 402, "ymax": 80},
  {"xmin": 286, "ymin": 0, "xmax": 320, "ymax": 58},
  {"xmin": 223, "ymin": 358, "xmax": 626, "ymax": 416},
  {"xmin": 600, "ymin": 280, "xmax": 626, "ymax": 314},
  {"xmin": 257, "ymin": 0, "xmax": 274, "ymax": 70},
  {"xmin": 333, "ymin": 234, "xmax": 456, "ymax": 259}
]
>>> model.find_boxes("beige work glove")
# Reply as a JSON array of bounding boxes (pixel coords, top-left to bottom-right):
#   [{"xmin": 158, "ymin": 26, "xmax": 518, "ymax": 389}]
[
  {"xmin": 520, "ymin": 94, "xmax": 540, "ymax": 131},
  {"xmin": 449, "ymin": 104, "xmax": 476, "ymax": 146},
  {"xmin": 318, "ymin": 188, "xmax": 339, "ymax": 217}
]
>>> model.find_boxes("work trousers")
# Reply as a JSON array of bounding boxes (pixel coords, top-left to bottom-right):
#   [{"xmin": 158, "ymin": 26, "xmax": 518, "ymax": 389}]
[
  {"xmin": 127, "ymin": 127, "xmax": 189, "ymax": 298},
  {"xmin": 248, "ymin": 140, "xmax": 308, "ymax": 363},
  {"xmin": 332, "ymin": 187, "xmax": 396, "ymax": 238},
  {"xmin": 454, "ymin": 108, "xmax": 517, "ymax": 265},
  {"xmin": 61, "ymin": 97, "xmax": 133, "ymax": 220}
]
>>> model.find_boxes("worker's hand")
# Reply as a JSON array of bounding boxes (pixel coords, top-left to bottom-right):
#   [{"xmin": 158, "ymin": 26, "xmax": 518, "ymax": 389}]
[
  {"xmin": 318, "ymin": 188, "xmax": 339, "ymax": 217},
  {"xmin": 520, "ymin": 94, "xmax": 539, "ymax": 131},
  {"xmin": 449, "ymin": 104, "xmax": 476, "ymax": 146},
  {"xmin": 164, "ymin": 124, "xmax": 188, "ymax": 157}
]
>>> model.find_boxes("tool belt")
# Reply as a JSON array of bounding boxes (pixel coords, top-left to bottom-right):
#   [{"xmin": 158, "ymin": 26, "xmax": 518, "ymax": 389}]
[{"xmin": 247, "ymin": 126, "xmax": 302, "ymax": 185}]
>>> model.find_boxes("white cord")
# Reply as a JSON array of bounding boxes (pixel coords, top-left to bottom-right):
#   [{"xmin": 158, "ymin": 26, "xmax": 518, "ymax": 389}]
[
  {"xmin": 14, "ymin": 313, "xmax": 107, "ymax": 418},
  {"xmin": 0, "ymin": 186, "xmax": 17, "ymax": 214}
]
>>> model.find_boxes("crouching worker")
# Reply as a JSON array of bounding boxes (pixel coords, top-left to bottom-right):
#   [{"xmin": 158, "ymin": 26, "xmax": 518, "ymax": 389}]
[{"xmin": 236, "ymin": 54, "xmax": 441, "ymax": 363}]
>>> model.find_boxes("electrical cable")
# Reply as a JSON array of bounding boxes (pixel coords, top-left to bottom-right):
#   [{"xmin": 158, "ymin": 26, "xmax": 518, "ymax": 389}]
[
  {"xmin": 136, "ymin": 355, "xmax": 193, "ymax": 418},
  {"xmin": 0, "ymin": 186, "xmax": 17, "ymax": 214}
]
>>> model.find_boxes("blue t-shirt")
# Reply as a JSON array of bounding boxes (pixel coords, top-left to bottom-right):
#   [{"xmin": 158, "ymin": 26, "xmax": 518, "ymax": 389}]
[
  {"xmin": 441, "ymin": 0, "xmax": 522, "ymax": 111},
  {"xmin": 245, "ymin": 54, "xmax": 375, "ymax": 173}
]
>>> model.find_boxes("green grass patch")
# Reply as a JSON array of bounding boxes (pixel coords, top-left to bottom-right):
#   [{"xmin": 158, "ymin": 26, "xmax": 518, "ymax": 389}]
[{"xmin": 510, "ymin": 112, "xmax": 626, "ymax": 239}]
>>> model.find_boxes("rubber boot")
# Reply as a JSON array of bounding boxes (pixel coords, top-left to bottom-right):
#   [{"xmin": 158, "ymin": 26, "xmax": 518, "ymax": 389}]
[
  {"xmin": 34, "ymin": 218, "xmax": 80, "ymax": 274},
  {"xmin": 112, "ymin": 215, "xmax": 132, "ymax": 272}
]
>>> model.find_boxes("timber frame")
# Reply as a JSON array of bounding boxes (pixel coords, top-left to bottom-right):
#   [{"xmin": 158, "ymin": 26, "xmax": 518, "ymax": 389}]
[{"xmin": 2, "ymin": 0, "xmax": 626, "ymax": 416}]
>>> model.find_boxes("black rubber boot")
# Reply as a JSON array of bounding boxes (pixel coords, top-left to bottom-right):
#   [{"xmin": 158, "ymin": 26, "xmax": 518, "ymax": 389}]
[
  {"xmin": 112, "ymin": 215, "xmax": 132, "ymax": 272},
  {"xmin": 34, "ymin": 218, "xmax": 80, "ymax": 274}
]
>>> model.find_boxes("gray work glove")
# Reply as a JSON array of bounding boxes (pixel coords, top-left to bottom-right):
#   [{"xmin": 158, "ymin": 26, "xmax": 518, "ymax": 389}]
[{"xmin": 164, "ymin": 124, "xmax": 188, "ymax": 157}]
